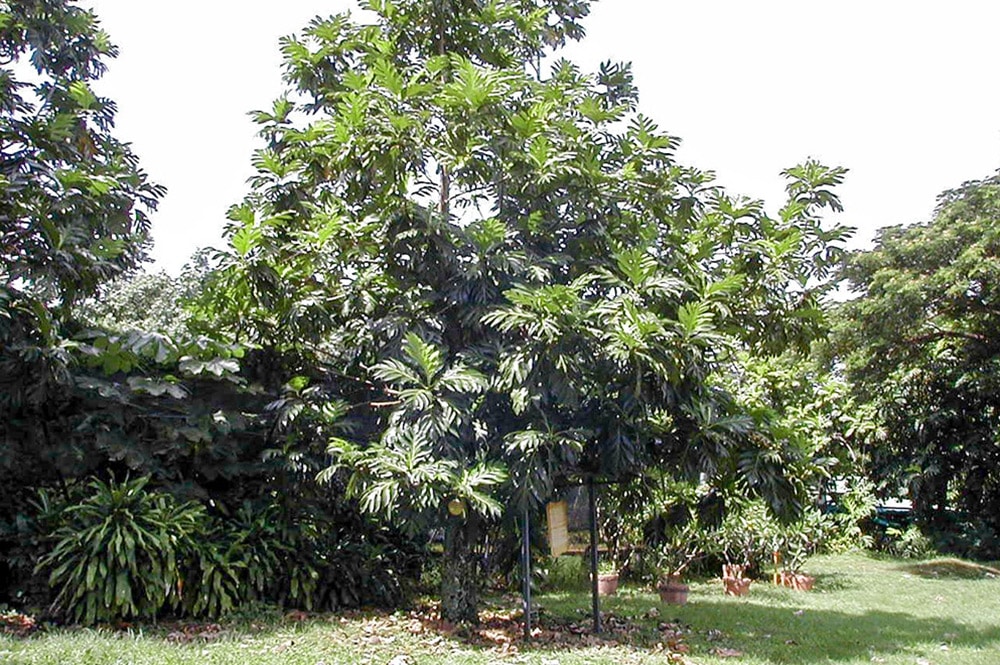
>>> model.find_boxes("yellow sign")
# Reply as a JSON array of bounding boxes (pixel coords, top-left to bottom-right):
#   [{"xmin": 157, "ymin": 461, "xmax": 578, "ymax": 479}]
[{"xmin": 546, "ymin": 501, "xmax": 569, "ymax": 557}]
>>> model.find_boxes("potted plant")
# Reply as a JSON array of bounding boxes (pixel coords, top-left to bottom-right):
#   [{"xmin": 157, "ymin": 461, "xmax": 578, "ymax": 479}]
[
  {"xmin": 596, "ymin": 558, "xmax": 620, "ymax": 595},
  {"xmin": 774, "ymin": 510, "xmax": 824, "ymax": 591},
  {"xmin": 716, "ymin": 500, "xmax": 778, "ymax": 596},
  {"xmin": 776, "ymin": 548, "xmax": 815, "ymax": 591},
  {"xmin": 654, "ymin": 522, "xmax": 705, "ymax": 605}
]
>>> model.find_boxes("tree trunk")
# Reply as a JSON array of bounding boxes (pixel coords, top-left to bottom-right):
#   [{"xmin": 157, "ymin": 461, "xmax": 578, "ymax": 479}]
[
  {"xmin": 441, "ymin": 515, "xmax": 480, "ymax": 624},
  {"xmin": 913, "ymin": 471, "xmax": 949, "ymax": 529}
]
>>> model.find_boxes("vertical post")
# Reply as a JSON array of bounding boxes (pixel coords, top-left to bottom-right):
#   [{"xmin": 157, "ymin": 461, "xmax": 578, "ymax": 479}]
[
  {"xmin": 522, "ymin": 504, "xmax": 532, "ymax": 640},
  {"xmin": 587, "ymin": 476, "xmax": 601, "ymax": 633}
]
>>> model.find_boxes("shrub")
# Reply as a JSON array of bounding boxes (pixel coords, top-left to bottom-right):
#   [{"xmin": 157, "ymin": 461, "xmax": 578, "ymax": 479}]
[
  {"xmin": 266, "ymin": 503, "xmax": 420, "ymax": 611},
  {"xmin": 884, "ymin": 524, "xmax": 934, "ymax": 559},
  {"xmin": 34, "ymin": 477, "xmax": 424, "ymax": 622},
  {"xmin": 715, "ymin": 499, "xmax": 780, "ymax": 571},
  {"xmin": 922, "ymin": 515, "xmax": 999, "ymax": 561},
  {"xmin": 181, "ymin": 502, "xmax": 284, "ymax": 618},
  {"xmin": 539, "ymin": 555, "xmax": 589, "ymax": 592},
  {"xmin": 823, "ymin": 479, "xmax": 877, "ymax": 552},
  {"xmin": 37, "ymin": 476, "xmax": 208, "ymax": 624},
  {"xmin": 181, "ymin": 535, "xmax": 246, "ymax": 619},
  {"xmin": 776, "ymin": 508, "xmax": 830, "ymax": 572},
  {"xmin": 0, "ymin": 488, "xmax": 66, "ymax": 607}
]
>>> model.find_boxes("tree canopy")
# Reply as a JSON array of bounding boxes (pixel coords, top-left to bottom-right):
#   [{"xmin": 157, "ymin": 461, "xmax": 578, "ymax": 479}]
[
  {"xmin": 194, "ymin": 0, "xmax": 852, "ymax": 621},
  {"xmin": 836, "ymin": 173, "xmax": 1000, "ymax": 554},
  {"xmin": 0, "ymin": 0, "xmax": 164, "ymax": 407}
]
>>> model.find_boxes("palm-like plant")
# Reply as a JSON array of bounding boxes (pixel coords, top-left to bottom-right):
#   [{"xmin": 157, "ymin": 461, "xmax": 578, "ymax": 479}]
[
  {"xmin": 323, "ymin": 334, "xmax": 505, "ymax": 526},
  {"xmin": 37, "ymin": 477, "xmax": 207, "ymax": 624}
]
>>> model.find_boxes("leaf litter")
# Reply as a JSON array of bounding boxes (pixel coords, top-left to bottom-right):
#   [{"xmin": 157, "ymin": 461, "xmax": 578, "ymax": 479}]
[{"xmin": 336, "ymin": 601, "xmax": 696, "ymax": 663}]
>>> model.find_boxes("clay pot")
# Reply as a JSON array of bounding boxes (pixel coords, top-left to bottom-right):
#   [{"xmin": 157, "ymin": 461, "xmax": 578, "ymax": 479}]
[
  {"xmin": 778, "ymin": 572, "xmax": 815, "ymax": 591},
  {"xmin": 597, "ymin": 573, "xmax": 619, "ymax": 595},
  {"xmin": 722, "ymin": 576, "xmax": 752, "ymax": 596},
  {"xmin": 793, "ymin": 574, "xmax": 815, "ymax": 591},
  {"xmin": 722, "ymin": 563, "xmax": 747, "ymax": 579},
  {"xmin": 657, "ymin": 578, "xmax": 689, "ymax": 605}
]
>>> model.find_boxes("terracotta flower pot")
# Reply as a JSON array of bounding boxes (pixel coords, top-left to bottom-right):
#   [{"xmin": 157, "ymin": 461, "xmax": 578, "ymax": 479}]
[
  {"xmin": 776, "ymin": 570, "xmax": 814, "ymax": 591},
  {"xmin": 789, "ymin": 573, "xmax": 815, "ymax": 591},
  {"xmin": 722, "ymin": 576, "xmax": 752, "ymax": 596},
  {"xmin": 657, "ymin": 579, "xmax": 689, "ymax": 605},
  {"xmin": 793, "ymin": 574, "xmax": 815, "ymax": 591},
  {"xmin": 597, "ymin": 573, "xmax": 619, "ymax": 596},
  {"xmin": 722, "ymin": 564, "xmax": 747, "ymax": 579}
]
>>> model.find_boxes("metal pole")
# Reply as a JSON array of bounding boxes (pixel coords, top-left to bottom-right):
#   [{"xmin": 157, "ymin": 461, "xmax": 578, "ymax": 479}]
[
  {"xmin": 587, "ymin": 476, "xmax": 601, "ymax": 633},
  {"xmin": 522, "ymin": 503, "xmax": 532, "ymax": 640}
]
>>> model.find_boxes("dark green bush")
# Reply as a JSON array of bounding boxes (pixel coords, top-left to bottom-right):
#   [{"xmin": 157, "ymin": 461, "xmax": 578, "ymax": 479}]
[
  {"xmin": 259, "ymin": 500, "xmax": 421, "ymax": 611},
  {"xmin": 0, "ymin": 488, "xmax": 65, "ymax": 608},
  {"xmin": 30, "ymin": 476, "xmax": 424, "ymax": 623},
  {"xmin": 37, "ymin": 476, "xmax": 208, "ymax": 624},
  {"xmin": 181, "ymin": 501, "xmax": 286, "ymax": 617},
  {"xmin": 924, "ymin": 515, "xmax": 997, "ymax": 561},
  {"xmin": 538, "ymin": 555, "xmax": 589, "ymax": 592},
  {"xmin": 882, "ymin": 524, "xmax": 934, "ymax": 559}
]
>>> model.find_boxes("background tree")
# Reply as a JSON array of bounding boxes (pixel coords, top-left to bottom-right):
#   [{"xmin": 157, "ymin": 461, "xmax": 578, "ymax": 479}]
[
  {"xmin": 0, "ymin": 0, "xmax": 165, "ymax": 603},
  {"xmin": 714, "ymin": 349, "xmax": 859, "ymax": 505},
  {"xmin": 835, "ymin": 171, "xmax": 1000, "ymax": 556},
  {"xmin": 74, "ymin": 249, "xmax": 213, "ymax": 337},
  {"xmin": 0, "ymin": 0, "xmax": 164, "ymax": 401},
  {"xmin": 198, "ymin": 0, "xmax": 852, "ymax": 622},
  {"xmin": 0, "ymin": 3, "xmax": 418, "ymax": 615},
  {"xmin": 0, "ymin": 0, "xmax": 168, "ymax": 499}
]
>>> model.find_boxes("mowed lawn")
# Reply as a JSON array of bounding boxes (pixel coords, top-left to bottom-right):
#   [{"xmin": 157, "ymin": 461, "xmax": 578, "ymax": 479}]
[{"xmin": 2, "ymin": 552, "xmax": 999, "ymax": 664}]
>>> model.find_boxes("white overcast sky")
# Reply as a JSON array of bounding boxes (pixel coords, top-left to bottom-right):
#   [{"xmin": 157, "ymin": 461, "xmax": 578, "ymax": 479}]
[{"xmin": 87, "ymin": 0, "xmax": 1000, "ymax": 274}]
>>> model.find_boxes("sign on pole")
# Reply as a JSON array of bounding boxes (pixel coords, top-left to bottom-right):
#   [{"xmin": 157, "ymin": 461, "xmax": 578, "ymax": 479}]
[{"xmin": 546, "ymin": 500, "xmax": 569, "ymax": 557}]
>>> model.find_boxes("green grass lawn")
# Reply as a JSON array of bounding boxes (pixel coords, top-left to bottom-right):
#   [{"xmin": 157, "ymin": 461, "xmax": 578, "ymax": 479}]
[{"xmin": 3, "ymin": 552, "xmax": 999, "ymax": 664}]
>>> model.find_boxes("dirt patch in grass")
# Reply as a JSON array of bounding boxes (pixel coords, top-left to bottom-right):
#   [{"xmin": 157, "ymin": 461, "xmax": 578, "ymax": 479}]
[
  {"xmin": 899, "ymin": 558, "xmax": 1000, "ymax": 579},
  {"xmin": 338, "ymin": 600, "xmax": 695, "ymax": 661}
]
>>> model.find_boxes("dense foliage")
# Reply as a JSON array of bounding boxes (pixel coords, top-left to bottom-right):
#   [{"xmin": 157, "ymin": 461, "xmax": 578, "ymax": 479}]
[
  {"xmin": 0, "ymin": 0, "xmax": 163, "ymax": 407},
  {"xmin": 39, "ymin": 477, "xmax": 205, "ymax": 624},
  {"xmin": 0, "ymin": 0, "xmax": 166, "ymax": 603},
  {"xmin": 0, "ymin": 1, "xmax": 420, "ymax": 619},
  {"xmin": 14, "ymin": 0, "xmax": 976, "ymax": 628},
  {"xmin": 836, "ymin": 173, "xmax": 1000, "ymax": 557},
  {"xmin": 191, "ymin": 0, "xmax": 852, "ymax": 621}
]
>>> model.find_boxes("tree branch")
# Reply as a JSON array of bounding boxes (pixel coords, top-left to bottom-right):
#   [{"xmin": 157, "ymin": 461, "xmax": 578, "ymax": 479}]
[{"xmin": 905, "ymin": 328, "xmax": 990, "ymax": 346}]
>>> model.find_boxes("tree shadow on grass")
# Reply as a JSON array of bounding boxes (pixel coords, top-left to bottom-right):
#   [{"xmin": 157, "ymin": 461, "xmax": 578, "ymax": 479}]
[
  {"xmin": 511, "ymin": 590, "xmax": 1000, "ymax": 663},
  {"xmin": 70, "ymin": 594, "xmax": 1000, "ymax": 664},
  {"xmin": 666, "ymin": 599, "xmax": 1000, "ymax": 663},
  {"xmin": 808, "ymin": 570, "xmax": 857, "ymax": 592}
]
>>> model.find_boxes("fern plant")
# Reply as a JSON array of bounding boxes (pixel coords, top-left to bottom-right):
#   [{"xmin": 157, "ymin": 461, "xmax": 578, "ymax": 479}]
[{"xmin": 37, "ymin": 476, "xmax": 207, "ymax": 624}]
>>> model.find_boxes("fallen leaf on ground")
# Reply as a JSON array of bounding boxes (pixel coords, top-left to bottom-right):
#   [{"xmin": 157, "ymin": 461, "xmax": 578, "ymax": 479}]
[
  {"xmin": 711, "ymin": 647, "xmax": 743, "ymax": 658},
  {"xmin": 386, "ymin": 655, "xmax": 413, "ymax": 665}
]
